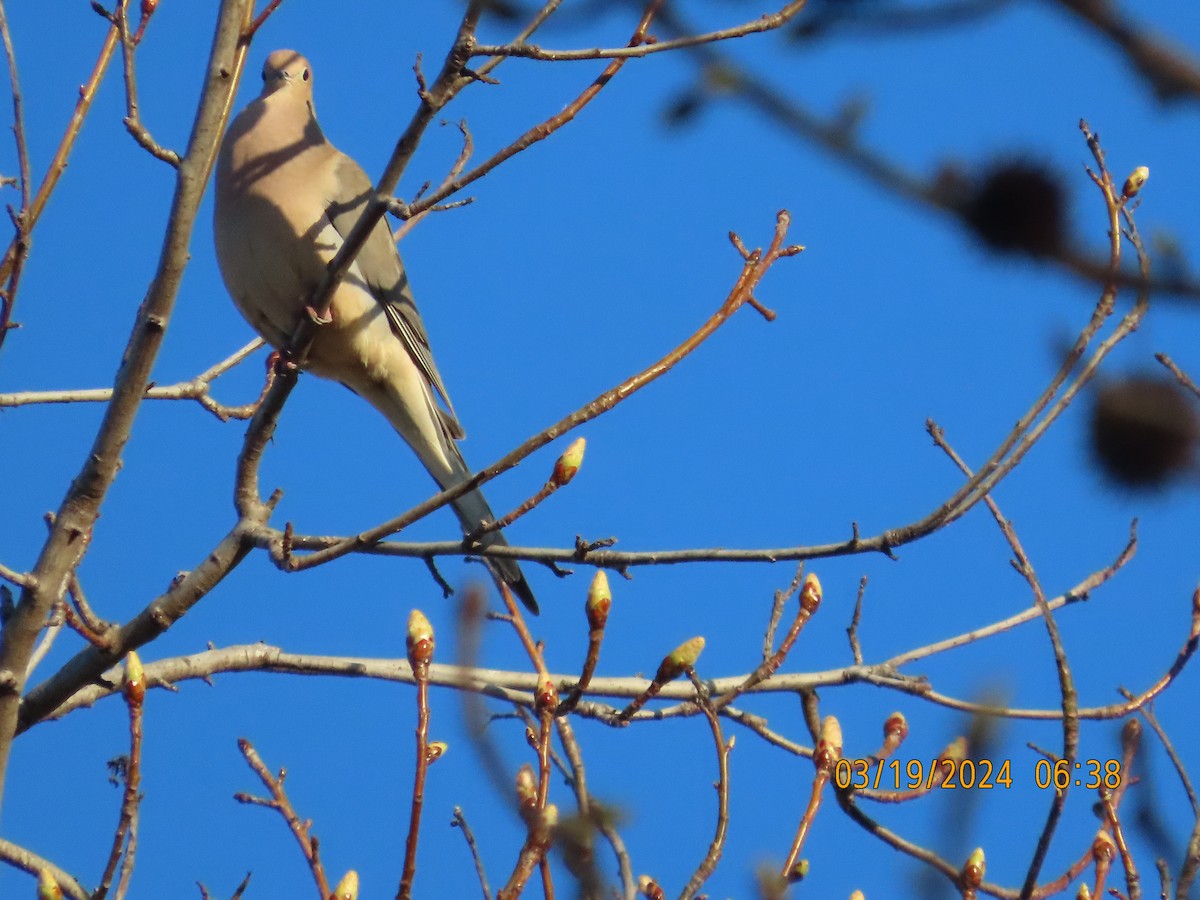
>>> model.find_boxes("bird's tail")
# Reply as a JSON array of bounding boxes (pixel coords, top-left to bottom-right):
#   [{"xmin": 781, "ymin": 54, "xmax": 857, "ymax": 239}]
[
  {"xmin": 360, "ymin": 380, "xmax": 539, "ymax": 614},
  {"xmin": 444, "ymin": 483, "xmax": 539, "ymax": 615}
]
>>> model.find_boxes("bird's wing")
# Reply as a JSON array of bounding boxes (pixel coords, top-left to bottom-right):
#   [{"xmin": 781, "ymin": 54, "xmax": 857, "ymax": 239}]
[{"xmin": 326, "ymin": 153, "xmax": 464, "ymax": 439}]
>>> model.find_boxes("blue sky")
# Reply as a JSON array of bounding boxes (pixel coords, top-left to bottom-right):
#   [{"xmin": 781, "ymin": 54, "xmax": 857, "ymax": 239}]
[{"xmin": 2, "ymin": 1, "xmax": 1198, "ymax": 898}]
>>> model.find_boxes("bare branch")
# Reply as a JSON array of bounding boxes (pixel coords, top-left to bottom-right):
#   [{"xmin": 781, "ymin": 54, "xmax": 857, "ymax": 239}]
[
  {"xmin": 678, "ymin": 671, "xmax": 731, "ymax": 899},
  {"xmin": 0, "ymin": 837, "xmax": 90, "ymax": 900},
  {"xmin": 115, "ymin": 0, "xmax": 179, "ymax": 166},
  {"xmin": 451, "ymin": 807, "xmax": 492, "ymax": 900},
  {"xmin": 0, "ymin": 0, "xmax": 257, "ymax": 816},
  {"xmin": 472, "ymin": 2, "xmax": 807, "ymax": 61},
  {"xmin": 0, "ymin": 17, "xmax": 119, "ymax": 359},
  {"xmin": 0, "ymin": 0, "xmax": 31, "ymax": 354},
  {"xmin": 234, "ymin": 739, "xmax": 329, "ymax": 899},
  {"xmin": 0, "ymin": 339, "xmax": 268, "ymax": 420}
]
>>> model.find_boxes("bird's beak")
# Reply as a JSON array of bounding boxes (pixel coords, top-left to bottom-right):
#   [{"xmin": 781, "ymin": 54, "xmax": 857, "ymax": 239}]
[{"xmin": 261, "ymin": 69, "xmax": 290, "ymax": 96}]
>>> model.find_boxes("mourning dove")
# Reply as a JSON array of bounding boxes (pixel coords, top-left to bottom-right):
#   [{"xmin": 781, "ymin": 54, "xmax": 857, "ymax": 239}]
[{"xmin": 214, "ymin": 49, "xmax": 538, "ymax": 613}]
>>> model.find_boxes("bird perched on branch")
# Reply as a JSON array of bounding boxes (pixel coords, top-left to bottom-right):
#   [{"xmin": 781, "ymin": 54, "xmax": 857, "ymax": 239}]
[{"xmin": 213, "ymin": 49, "xmax": 537, "ymax": 613}]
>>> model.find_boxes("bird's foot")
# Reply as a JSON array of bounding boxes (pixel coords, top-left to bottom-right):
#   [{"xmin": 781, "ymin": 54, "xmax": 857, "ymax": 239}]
[
  {"xmin": 267, "ymin": 349, "xmax": 300, "ymax": 376},
  {"xmin": 305, "ymin": 304, "xmax": 333, "ymax": 325}
]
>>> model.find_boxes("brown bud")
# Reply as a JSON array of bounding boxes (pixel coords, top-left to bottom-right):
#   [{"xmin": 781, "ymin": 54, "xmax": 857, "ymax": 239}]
[
  {"xmin": 961, "ymin": 847, "xmax": 986, "ymax": 888},
  {"xmin": 653, "ymin": 636, "xmax": 705, "ymax": 683},
  {"xmin": 1092, "ymin": 828, "xmax": 1116, "ymax": 863},
  {"xmin": 536, "ymin": 678, "xmax": 560, "ymax": 713},
  {"xmin": 37, "ymin": 869, "xmax": 64, "ymax": 900},
  {"xmin": 883, "ymin": 711, "xmax": 908, "ymax": 747},
  {"xmin": 815, "ymin": 716, "xmax": 843, "ymax": 772},
  {"xmin": 330, "ymin": 870, "xmax": 359, "ymax": 900},
  {"xmin": 533, "ymin": 803, "xmax": 559, "ymax": 842},
  {"xmin": 1121, "ymin": 166, "xmax": 1149, "ymax": 199},
  {"xmin": 799, "ymin": 573, "xmax": 822, "ymax": 613},
  {"xmin": 123, "ymin": 651, "xmax": 146, "ymax": 704},
  {"xmin": 1075, "ymin": 883, "xmax": 1092, "ymax": 900},
  {"xmin": 406, "ymin": 609, "xmax": 434, "ymax": 671},
  {"xmin": 637, "ymin": 875, "xmax": 666, "ymax": 900},
  {"xmin": 552, "ymin": 437, "xmax": 586, "ymax": 487},
  {"xmin": 515, "ymin": 764, "xmax": 538, "ymax": 809},
  {"xmin": 585, "ymin": 570, "xmax": 612, "ymax": 630},
  {"xmin": 425, "ymin": 741, "xmax": 448, "ymax": 764}
]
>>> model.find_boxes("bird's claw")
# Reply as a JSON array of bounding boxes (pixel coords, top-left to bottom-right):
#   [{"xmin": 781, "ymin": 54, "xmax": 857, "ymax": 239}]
[
  {"xmin": 267, "ymin": 349, "xmax": 300, "ymax": 375},
  {"xmin": 306, "ymin": 304, "xmax": 333, "ymax": 325}
]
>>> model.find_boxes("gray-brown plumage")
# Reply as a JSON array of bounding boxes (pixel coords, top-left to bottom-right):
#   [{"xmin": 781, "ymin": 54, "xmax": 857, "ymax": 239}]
[{"xmin": 214, "ymin": 49, "xmax": 537, "ymax": 612}]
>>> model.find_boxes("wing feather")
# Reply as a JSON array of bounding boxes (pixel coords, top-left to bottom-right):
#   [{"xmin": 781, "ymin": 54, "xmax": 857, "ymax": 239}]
[{"xmin": 326, "ymin": 154, "xmax": 464, "ymax": 439}]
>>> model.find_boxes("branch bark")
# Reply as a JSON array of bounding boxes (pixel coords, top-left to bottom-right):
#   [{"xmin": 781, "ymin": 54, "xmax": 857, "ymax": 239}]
[{"xmin": 0, "ymin": 0, "xmax": 256, "ymax": 813}]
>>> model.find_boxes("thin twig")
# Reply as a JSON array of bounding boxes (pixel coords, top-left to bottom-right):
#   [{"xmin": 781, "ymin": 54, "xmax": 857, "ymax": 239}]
[
  {"xmin": 451, "ymin": 807, "xmax": 492, "ymax": 900},
  {"xmin": 780, "ymin": 716, "xmax": 840, "ymax": 879},
  {"xmin": 393, "ymin": 120, "xmax": 474, "ymax": 244},
  {"xmin": 0, "ymin": 1, "xmax": 29, "ymax": 215},
  {"xmin": 1155, "ymin": 352, "xmax": 1200, "ymax": 398},
  {"xmin": 94, "ymin": 656, "xmax": 145, "ymax": 900},
  {"xmin": 760, "ymin": 569, "xmax": 799, "ymax": 663},
  {"xmin": 472, "ymin": 1, "xmax": 807, "ymax": 61},
  {"xmin": 395, "ymin": 4, "xmax": 671, "ymax": 225},
  {"xmin": 1123, "ymin": 691, "xmax": 1197, "ymax": 816},
  {"xmin": 1100, "ymin": 791, "xmax": 1141, "ymax": 900},
  {"xmin": 678, "ymin": 671, "xmax": 731, "ymax": 899},
  {"xmin": 929, "ymin": 423, "xmax": 1078, "ymax": 898},
  {"xmin": 711, "ymin": 572, "xmax": 820, "ymax": 710},
  {"xmin": 398, "ymin": 611, "xmax": 435, "ymax": 900},
  {"xmin": 555, "ymin": 715, "xmax": 635, "ymax": 900},
  {"xmin": 846, "ymin": 575, "xmax": 868, "ymax": 665},
  {"xmin": 469, "ymin": 438, "xmax": 584, "ymax": 542},
  {"xmin": 0, "ymin": 0, "xmax": 31, "ymax": 353},
  {"xmin": 114, "ymin": 0, "xmax": 179, "ymax": 165},
  {"xmin": 0, "ymin": 562, "xmax": 30, "ymax": 588},
  {"xmin": 246, "ymin": 0, "xmax": 285, "ymax": 37},
  {"xmin": 0, "ymin": 338, "xmax": 267, "ymax": 420},
  {"xmin": 556, "ymin": 572, "xmax": 610, "ymax": 716},
  {"xmin": 234, "ymin": 739, "xmax": 330, "ymax": 900}
]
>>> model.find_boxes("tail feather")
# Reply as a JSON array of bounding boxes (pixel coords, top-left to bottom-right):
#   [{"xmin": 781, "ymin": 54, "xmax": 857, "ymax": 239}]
[
  {"xmin": 363, "ymin": 381, "xmax": 539, "ymax": 614},
  {"xmin": 447, "ymin": 484, "xmax": 539, "ymax": 615}
]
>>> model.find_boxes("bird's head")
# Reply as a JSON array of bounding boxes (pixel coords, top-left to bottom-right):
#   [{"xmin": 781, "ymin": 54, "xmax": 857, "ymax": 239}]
[{"xmin": 260, "ymin": 49, "xmax": 313, "ymax": 101}]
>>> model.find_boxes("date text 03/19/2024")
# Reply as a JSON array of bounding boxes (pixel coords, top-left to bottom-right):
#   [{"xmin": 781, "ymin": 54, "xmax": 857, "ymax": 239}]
[{"xmin": 833, "ymin": 757, "xmax": 1123, "ymax": 792}]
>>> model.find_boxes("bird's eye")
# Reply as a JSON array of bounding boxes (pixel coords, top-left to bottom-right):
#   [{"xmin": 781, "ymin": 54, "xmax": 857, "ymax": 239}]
[
  {"xmin": 261, "ymin": 70, "xmax": 267, "ymax": 81},
  {"xmin": 302, "ymin": 68, "xmax": 310, "ymax": 81}
]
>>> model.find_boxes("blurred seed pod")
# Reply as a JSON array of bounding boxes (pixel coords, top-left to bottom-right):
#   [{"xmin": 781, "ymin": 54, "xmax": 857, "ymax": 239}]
[
  {"xmin": 1090, "ymin": 376, "xmax": 1199, "ymax": 489},
  {"xmin": 964, "ymin": 160, "xmax": 1067, "ymax": 256}
]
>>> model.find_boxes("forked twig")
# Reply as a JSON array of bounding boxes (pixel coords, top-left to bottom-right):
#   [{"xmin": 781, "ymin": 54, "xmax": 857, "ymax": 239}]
[{"xmin": 233, "ymin": 739, "xmax": 330, "ymax": 900}]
